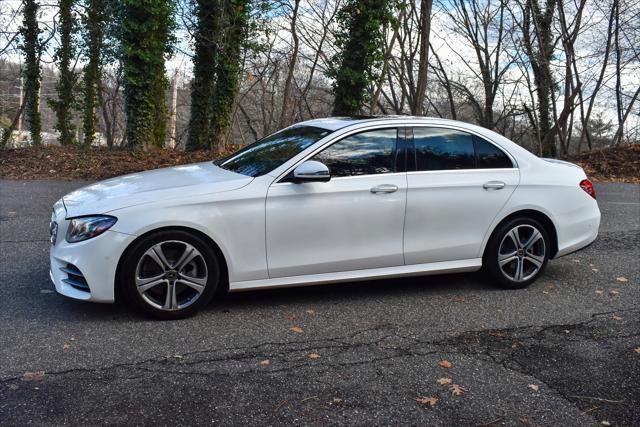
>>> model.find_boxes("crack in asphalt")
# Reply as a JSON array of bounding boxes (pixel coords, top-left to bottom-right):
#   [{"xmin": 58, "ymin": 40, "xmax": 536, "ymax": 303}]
[{"xmin": 3, "ymin": 307, "xmax": 637, "ymax": 385}]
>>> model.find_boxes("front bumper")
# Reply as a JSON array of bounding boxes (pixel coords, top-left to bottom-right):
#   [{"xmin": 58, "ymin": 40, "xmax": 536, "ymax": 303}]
[{"xmin": 49, "ymin": 216, "xmax": 136, "ymax": 303}]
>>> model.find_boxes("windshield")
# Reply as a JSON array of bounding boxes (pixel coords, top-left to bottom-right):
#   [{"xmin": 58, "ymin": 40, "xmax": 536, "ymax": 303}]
[{"xmin": 217, "ymin": 126, "xmax": 332, "ymax": 177}]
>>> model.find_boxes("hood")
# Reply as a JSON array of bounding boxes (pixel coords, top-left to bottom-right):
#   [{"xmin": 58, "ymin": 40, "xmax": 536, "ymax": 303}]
[{"xmin": 63, "ymin": 162, "xmax": 252, "ymax": 218}]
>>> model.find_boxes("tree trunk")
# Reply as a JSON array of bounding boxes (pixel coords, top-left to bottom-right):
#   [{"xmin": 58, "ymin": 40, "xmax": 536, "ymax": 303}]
[{"xmin": 410, "ymin": 0, "xmax": 432, "ymax": 116}]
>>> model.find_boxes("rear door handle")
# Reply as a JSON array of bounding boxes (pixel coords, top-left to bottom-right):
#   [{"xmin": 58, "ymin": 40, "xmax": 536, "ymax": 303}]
[
  {"xmin": 483, "ymin": 181, "xmax": 506, "ymax": 190},
  {"xmin": 371, "ymin": 184, "xmax": 399, "ymax": 194}
]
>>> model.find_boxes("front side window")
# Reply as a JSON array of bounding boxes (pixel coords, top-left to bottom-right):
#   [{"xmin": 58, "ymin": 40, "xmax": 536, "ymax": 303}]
[
  {"xmin": 218, "ymin": 126, "xmax": 331, "ymax": 177},
  {"xmin": 311, "ymin": 128, "xmax": 397, "ymax": 177},
  {"xmin": 414, "ymin": 128, "xmax": 475, "ymax": 171}
]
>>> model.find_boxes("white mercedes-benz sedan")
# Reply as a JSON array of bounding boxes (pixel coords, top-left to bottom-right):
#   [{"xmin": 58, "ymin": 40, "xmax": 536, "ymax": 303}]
[{"xmin": 49, "ymin": 117, "xmax": 600, "ymax": 318}]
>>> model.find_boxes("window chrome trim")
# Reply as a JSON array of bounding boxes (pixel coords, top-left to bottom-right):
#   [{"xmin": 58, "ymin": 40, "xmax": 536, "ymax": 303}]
[
  {"xmin": 272, "ymin": 171, "xmax": 407, "ymax": 187},
  {"xmin": 406, "ymin": 168, "xmax": 519, "ymax": 176}
]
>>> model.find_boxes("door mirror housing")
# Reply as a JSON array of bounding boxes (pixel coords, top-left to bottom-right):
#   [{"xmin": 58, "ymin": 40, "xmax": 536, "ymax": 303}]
[{"xmin": 293, "ymin": 160, "xmax": 331, "ymax": 183}]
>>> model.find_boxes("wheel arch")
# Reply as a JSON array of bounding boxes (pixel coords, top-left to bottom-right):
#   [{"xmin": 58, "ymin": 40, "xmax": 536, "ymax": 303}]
[
  {"xmin": 483, "ymin": 209, "xmax": 559, "ymax": 259},
  {"xmin": 114, "ymin": 226, "xmax": 230, "ymax": 302}
]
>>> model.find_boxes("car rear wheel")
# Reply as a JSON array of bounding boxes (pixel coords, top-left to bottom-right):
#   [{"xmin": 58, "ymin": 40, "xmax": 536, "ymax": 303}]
[
  {"xmin": 121, "ymin": 230, "xmax": 219, "ymax": 319},
  {"xmin": 483, "ymin": 217, "xmax": 550, "ymax": 289}
]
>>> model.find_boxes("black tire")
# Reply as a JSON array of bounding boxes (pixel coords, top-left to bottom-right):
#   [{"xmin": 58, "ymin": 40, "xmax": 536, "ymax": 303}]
[
  {"xmin": 121, "ymin": 230, "xmax": 219, "ymax": 319},
  {"xmin": 483, "ymin": 217, "xmax": 550, "ymax": 289}
]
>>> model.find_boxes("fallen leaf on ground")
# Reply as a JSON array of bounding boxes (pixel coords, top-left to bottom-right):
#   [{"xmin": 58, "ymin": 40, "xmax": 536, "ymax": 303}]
[
  {"xmin": 289, "ymin": 326, "xmax": 304, "ymax": 334},
  {"xmin": 415, "ymin": 396, "xmax": 438, "ymax": 406},
  {"xmin": 449, "ymin": 384, "xmax": 467, "ymax": 396},
  {"xmin": 437, "ymin": 377, "xmax": 452, "ymax": 385},
  {"xmin": 601, "ymin": 422, "xmax": 611, "ymax": 426},
  {"xmin": 331, "ymin": 397, "xmax": 344, "ymax": 405},
  {"xmin": 283, "ymin": 312, "xmax": 297, "ymax": 321},
  {"xmin": 595, "ymin": 288, "xmax": 604, "ymax": 295},
  {"xmin": 612, "ymin": 314, "xmax": 622, "ymax": 321},
  {"xmin": 528, "ymin": 384, "xmax": 540, "ymax": 392},
  {"xmin": 22, "ymin": 371, "xmax": 45, "ymax": 381},
  {"xmin": 573, "ymin": 259, "xmax": 580, "ymax": 263},
  {"xmin": 592, "ymin": 268, "xmax": 599, "ymax": 272},
  {"xmin": 438, "ymin": 360, "xmax": 454, "ymax": 369},
  {"xmin": 616, "ymin": 277, "xmax": 628, "ymax": 282},
  {"xmin": 453, "ymin": 296, "xmax": 465, "ymax": 303},
  {"xmin": 305, "ymin": 309, "xmax": 317, "ymax": 315},
  {"xmin": 258, "ymin": 359, "xmax": 270, "ymax": 366},
  {"xmin": 545, "ymin": 282, "xmax": 556, "ymax": 290},
  {"xmin": 63, "ymin": 343, "xmax": 71, "ymax": 350},
  {"xmin": 609, "ymin": 289, "xmax": 620, "ymax": 296},
  {"xmin": 634, "ymin": 347, "xmax": 640, "ymax": 354},
  {"xmin": 308, "ymin": 353, "xmax": 321, "ymax": 360}
]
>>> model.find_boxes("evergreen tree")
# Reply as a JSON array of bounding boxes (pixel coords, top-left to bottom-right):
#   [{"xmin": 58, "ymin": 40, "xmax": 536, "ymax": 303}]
[
  {"xmin": 82, "ymin": 0, "xmax": 105, "ymax": 147},
  {"xmin": 50, "ymin": 0, "xmax": 78, "ymax": 145},
  {"xmin": 328, "ymin": 0, "xmax": 391, "ymax": 116},
  {"xmin": 209, "ymin": 0, "xmax": 249, "ymax": 153},
  {"xmin": 21, "ymin": 0, "xmax": 42, "ymax": 145},
  {"xmin": 186, "ymin": 0, "xmax": 221, "ymax": 151},
  {"xmin": 120, "ymin": 0, "xmax": 175, "ymax": 148}
]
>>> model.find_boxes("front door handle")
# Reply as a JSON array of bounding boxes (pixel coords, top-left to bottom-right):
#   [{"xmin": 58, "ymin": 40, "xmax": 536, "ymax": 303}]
[
  {"xmin": 371, "ymin": 184, "xmax": 399, "ymax": 194},
  {"xmin": 483, "ymin": 181, "xmax": 506, "ymax": 190}
]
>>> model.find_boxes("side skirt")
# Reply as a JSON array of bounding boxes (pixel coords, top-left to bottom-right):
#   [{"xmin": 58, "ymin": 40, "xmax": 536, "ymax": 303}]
[{"xmin": 229, "ymin": 258, "xmax": 482, "ymax": 292}]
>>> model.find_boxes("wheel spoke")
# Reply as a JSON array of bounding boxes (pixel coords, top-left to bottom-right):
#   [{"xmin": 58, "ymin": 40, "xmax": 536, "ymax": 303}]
[
  {"xmin": 525, "ymin": 253, "xmax": 544, "ymax": 268},
  {"xmin": 514, "ymin": 258, "xmax": 524, "ymax": 281},
  {"xmin": 499, "ymin": 253, "xmax": 518, "ymax": 267},
  {"xmin": 524, "ymin": 230, "xmax": 542, "ymax": 250},
  {"xmin": 163, "ymin": 282, "xmax": 178, "ymax": 310},
  {"xmin": 508, "ymin": 228, "xmax": 521, "ymax": 248},
  {"xmin": 175, "ymin": 247, "xmax": 199, "ymax": 272},
  {"xmin": 136, "ymin": 275, "xmax": 166, "ymax": 293},
  {"xmin": 147, "ymin": 245, "xmax": 170, "ymax": 271}
]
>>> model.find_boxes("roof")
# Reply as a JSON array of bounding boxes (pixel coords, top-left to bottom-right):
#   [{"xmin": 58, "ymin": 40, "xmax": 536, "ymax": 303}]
[{"xmin": 296, "ymin": 116, "xmax": 461, "ymax": 131}]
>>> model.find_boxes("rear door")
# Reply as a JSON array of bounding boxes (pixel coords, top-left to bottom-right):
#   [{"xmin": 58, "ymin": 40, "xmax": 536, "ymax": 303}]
[
  {"xmin": 403, "ymin": 126, "xmax": 519, "ymax": 264},
  {"xmin": 265, "ymin": 127, "xmax": 408, "ymax": 278}
]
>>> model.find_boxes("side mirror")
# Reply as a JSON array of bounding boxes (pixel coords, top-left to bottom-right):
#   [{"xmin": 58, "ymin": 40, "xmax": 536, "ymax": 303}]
[{"xmin": 293, "ymin": 160, "xmax": 331, "ymax": 183}]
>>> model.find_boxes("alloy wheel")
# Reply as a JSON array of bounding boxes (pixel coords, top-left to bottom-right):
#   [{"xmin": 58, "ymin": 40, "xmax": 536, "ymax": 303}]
[
  {"xmin": 498, "ymin": 224, "xmax": 546, "ymax": 282},
  {"xmin": 135, "ymin": 240, "xmax": 208, "ymax": 311}
]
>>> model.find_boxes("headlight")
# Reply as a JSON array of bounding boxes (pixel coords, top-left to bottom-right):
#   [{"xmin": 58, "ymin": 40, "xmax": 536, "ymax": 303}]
[{"xmin": 66, "ymin": 215, "xmax": 117, "ymax": 243}]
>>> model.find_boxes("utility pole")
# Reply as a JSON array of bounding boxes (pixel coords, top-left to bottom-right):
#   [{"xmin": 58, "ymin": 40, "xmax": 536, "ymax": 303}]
[
  {"xmin": 17, "ymin": 77, "xmax": 24, "ymax": 145},
  {"xmin": 167, "ymin": 70, "xmax": 178, "ymax": 148}
]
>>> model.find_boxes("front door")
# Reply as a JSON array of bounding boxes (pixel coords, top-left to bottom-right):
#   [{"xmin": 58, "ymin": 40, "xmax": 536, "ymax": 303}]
[{"xmin": 266, "ymin": 128, "xmax": 407, "ymax": 278}]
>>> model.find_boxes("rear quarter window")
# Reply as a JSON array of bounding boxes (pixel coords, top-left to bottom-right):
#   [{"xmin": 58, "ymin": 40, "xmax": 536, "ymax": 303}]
[{"xmin": 474, "ymin": 136, "xmax": 514, "ymax": 169}]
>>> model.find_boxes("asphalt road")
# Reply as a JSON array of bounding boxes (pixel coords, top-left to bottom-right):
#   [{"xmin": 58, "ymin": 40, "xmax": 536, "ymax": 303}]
[{"xmin": 0, "ymin": 180, "xmax": 638, "ymax": 426}]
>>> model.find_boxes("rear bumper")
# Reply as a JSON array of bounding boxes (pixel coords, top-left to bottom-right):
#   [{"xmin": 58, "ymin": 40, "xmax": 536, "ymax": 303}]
[
  {"xmin": 50, "ymin": 229, "xmax": 136, "ymax": 303},
  {"xmin": 553, "ymin": 204, "xmax": 600, "ymax": 259}
]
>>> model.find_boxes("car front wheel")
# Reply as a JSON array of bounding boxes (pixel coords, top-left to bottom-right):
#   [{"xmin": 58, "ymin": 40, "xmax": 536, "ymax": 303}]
[
  {"xmin": 484, "ymin": 217, "xmax": 550, "ymax": 289},
  {"xmin": 121, "ymin": 230, "xmax": 219, "ymax": 319}
]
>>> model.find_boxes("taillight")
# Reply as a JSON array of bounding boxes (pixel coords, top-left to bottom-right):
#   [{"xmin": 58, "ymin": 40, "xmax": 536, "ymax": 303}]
[{"xmin": 579, "ymin": 179, "xmax": 596, "ymax": 199}]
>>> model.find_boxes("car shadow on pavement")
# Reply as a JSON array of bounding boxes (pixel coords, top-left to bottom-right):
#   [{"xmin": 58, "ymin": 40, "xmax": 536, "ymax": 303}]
[
  {"xmin": 22, "ymin": 270, "xmax": 501, "ymax": 322},
  {"xmin": 209, "ymin": 271, "xmax": 498, "ymax": 312}
]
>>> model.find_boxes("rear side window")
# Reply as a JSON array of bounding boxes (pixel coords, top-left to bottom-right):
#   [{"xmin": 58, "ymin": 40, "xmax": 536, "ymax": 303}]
[
  {"xmin": 474, "ymin": 136, "xmax": 513, "ymax": 169},
  {"xmin": 414, "ymin": 128, "xmax": 475, "ymax": 171},
  {"xmin": 312, "ymin": 128, "xmax": 397, "ymax": 177}
]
